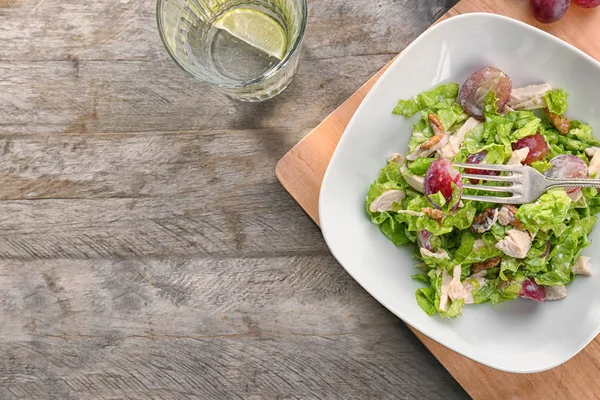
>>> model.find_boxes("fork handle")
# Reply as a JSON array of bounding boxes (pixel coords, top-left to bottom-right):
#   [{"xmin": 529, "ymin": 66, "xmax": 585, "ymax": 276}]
[{"xmin": 545, "ymin": 178, "xmax": 600, "ymax": 190}]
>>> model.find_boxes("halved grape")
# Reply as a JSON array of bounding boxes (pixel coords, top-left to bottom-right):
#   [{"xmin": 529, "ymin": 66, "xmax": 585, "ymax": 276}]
[
  {"xmin": 530, "ymin": 0, "xmax": 570, "ymax": 24},
  {"xmin": 544, "ymin": 155, "xmax": 588, "ymax": 194},
  {"xmin": 459, "ymin": 67, "xmax": 512, "ymax": 120},
  {"xmin": 519, "ymin": 277, "xmax": 545, "ymax": 302},
  {"xmin": 416, "ymin": 230, "xmax": 433, "ymax": 251},
  {"xmin": 574, "ymin": 0, "xmax": 600, "ymax": 7},
  {"xmin": 424, "ymin": 158, "xmax": 463, "ymax": 210},
  {"xmin": 511, "ymin": 133, "xmax": 550, "ymax": 165},
  {"xmin": 464, "ymin": 151, "xmax": 501, "ymax": 183}
]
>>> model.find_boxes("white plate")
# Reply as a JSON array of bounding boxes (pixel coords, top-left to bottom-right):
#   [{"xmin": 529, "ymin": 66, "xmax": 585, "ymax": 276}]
[{"xmin": 319, "ymin": 13, "xmax": 600, "ymax": 373}]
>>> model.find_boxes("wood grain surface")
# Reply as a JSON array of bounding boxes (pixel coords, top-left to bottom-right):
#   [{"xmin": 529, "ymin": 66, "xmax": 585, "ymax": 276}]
[
  {"xmin": 276, "ymin": 0, "xmax": 600, "ymax": 399},
  {"xmin": 0, "ymin": 0, "xmax": 470, "ymax": 398}
]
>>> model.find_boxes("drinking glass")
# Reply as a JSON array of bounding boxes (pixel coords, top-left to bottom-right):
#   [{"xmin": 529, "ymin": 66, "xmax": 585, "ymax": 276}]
[{"xmin": 157, "ymin": 0, "xmax": 307, "ymax": 101}]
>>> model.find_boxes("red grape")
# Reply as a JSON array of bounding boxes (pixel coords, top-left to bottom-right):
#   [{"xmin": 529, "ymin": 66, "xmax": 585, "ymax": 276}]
[
  {"xmin": 520, "ymin": 277, "xmax": 545, "ymax": 302},
  {"xmin": 511, "ymin": 133, "xmax": 550, "ymax": 165},
  {"xmin": 459, "ymin": 67, "xmax": 512, "ymax": 120},
  {"xmin": 424, "ymin": 158, "xmax": 463, "ymax": 209},
  {"xmin": 530, "ymin": 0, "xmax": 570, "ymax": 24},
  {"xmin": 464, "ymin": 151, "xmax": 501, "ymax": 183},
  {"xmin": 573, "ymin": 0, "xmax": 600, "ymax": 7},
  {"xmin": 544, "ymin": 155, "xmax": 588, "ymax": 194},
  {"xmin": 416, "ymin": 230, "xmax": 433, "ymax": 251}
]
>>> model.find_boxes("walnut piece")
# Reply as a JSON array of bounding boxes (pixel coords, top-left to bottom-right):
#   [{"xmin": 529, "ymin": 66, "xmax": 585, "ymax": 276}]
[
  {"xmin": 471, "ymin": 256, "xmax": 501, "ymax": 274},
  {"xmin": 420, "ymin": 134, "xmax": 445, "ymax": 150},
  {"xmin": 421, "ymin": 207, "xmax": 444, "ymax": 221},
  {"xmin": 428, "ymin": 113, "xmax": 445, "ymax": 136},
  {"xmin": 544, "ymin": 108, "xmax": 570, "ymax": 135},
  {"xmin": 471, "ymin": 208, "xmax": 499, "ymax": 233}
]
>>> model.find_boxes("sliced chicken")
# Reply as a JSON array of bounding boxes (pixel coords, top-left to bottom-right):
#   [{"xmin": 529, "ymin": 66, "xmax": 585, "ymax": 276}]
[
  {"xmin": 437, "ymin": 117, "xmax": 483, "ymax": 159},
  {"xmin": 497, "ymin": 205, "xmax": 517, "ymax": 226},
  {"xmin": 387, "ymin": 153, "xmax": 404, "ymax": 165},
  {"xmin": 589, "ymin": 152, "xmax": 600, "ymax": 178},
  {"xmin": 401, "ymin": 166, "xmax": 425, "ymax": 193},
  {"xmin": 507, "ymin": 84, "xmax": 552, "ymax": 110},
  {"xmin": 369, "ymin": 190, "xmax": 405, "ymax": 213},
  {"xmin": 572, "ymin": 256, "xmax": 592, "ymax": 276},
  {"xmin": 545, "ymin": 285, "xmax": 567, "ymax": 301},
  {"xmin": 508, "ymin": 147, "xmax": 530, "ymax": 165},
  {"xmin": 568, "ymin": 189, "xmax": 583, "ymax": 203},
  {"xmin": 439, "ymin": 265, "xmax": 470, "ymax": 312},
  {"xmin": 495, "ymin": 229, "xmax": 532, "ymax": 259},
  {"xmin": 407, "ymin": 136, "xmax": 447, "ymax": 161},
  {"xmin": 585, "ymin": 147, "xmax": 600, "ymax": 158}
]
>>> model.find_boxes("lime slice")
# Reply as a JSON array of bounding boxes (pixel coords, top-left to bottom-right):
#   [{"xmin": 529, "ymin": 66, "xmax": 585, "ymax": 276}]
[{"xmin": 214, "ymin": 8, "xmax": 287, "ymax": 60}]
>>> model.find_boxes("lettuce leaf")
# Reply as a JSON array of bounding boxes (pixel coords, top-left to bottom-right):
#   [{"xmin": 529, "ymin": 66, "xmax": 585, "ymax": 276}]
[
  {"xmin": 408, "ymin": 158, "xmax": 434, "ymax": 176},
  {"xmin": 474, "ymin": 275, "xmax": 524, "ymax": 305},
  {"xmin": 544, "ymin": 89, "xmax": 569, "ymax": 115},
  {"xmin": 393, "ymin": 83, "xmax": 460, "ymax": 117},
  {"xmin": 515, "ymin": 189, "xmax": 572, "ymax": 234},
  {"xmin": 570, "ymin": 121, "xmax": 600, "ymax": 146},
  {"xmin": 415, "ymin": 288, "xmax": 436, "ymax": 316},
  {"xmin": 484, "ymin": 90, "xmax": 500, "ymax": 117},
  {"xmin": 512, "ymin": 114, "xmax": 541, "ymax": 140}
]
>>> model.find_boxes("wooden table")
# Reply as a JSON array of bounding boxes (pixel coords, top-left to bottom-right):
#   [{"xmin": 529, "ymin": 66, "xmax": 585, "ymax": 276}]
[{"xmin": 0, "ymin": 0, "xmax": 468, "ymax": 398}]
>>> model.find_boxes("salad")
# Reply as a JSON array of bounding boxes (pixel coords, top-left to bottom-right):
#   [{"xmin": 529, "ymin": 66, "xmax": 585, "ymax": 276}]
[{"xmin": 366, "ymin": 66, "xmax": 600, "ymax": 318}]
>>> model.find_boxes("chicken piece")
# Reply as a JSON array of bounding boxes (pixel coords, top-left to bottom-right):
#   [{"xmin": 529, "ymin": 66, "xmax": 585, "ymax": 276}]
[
  {"xmin": 495, "ymin": 229, "xmax": 532, "ymax": 259},
  {"xmin": 420, "ymin": 248, "xmax": 450, "ymax": 260},
  {"xmin": 568, "ymin": 189, "xmax": 584, "ymax": 203},
  {"xmin": 507, "ymin": 84, "xmax": 552, "ymax": 110},
  {"xmin": 369, "ymin": 190, "xmax": 406, "ymax": 213},
  {"xmin": 508, "ymin": 147, "xmax": 530, "ymax": 166},
  {"xmin": 401, "ymin": 166, "xmax": 425, "ymax": 193},
  {"xmin": 589, "ymin": 152, "xmax": 600, "ymax": 178},
  {"xmin": 545, "ymin": 285, "xmax": 567, "ymax": 301},
  {"xmin": 437, "ymin": 117, "xmax": 483, "ymax": 159},
  {"xmin": 439, "ymin": 265, "xmax": 469, "ymax": 312},
  {"xmin": 572, "ymin": 256, "xmax": 592, "ymax": 276},
  {"xmin": 497, "ymin": 205, "xmax": 518, "ymax": 226},
  {"xmin": 386, "ymin": 153, "xmax": 404, "ymax": 165},
  {"xmin": 406, "ymin": 136, "xmax": 447, "ymax": 161},
  {"xmin": 439, "ymin": 269, "xmax": 453, "ymax": 312},
  {"xmin": 585, "ymin": 147, "xmax": 600, "ymax": 158}
]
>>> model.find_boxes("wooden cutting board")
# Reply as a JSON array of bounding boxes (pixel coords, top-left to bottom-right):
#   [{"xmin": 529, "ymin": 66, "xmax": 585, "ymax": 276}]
[{"xmin": 276, "ymin": 0, "xmax": 600, "ymax": 398}]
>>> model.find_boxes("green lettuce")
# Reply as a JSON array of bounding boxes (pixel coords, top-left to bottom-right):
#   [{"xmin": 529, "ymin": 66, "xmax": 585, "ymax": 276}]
[
  {"xmin": 415, "ymin": 288, "xmax": 436, "ymax": 316},
  {"xmin": 544, "ymin": 89, "xmax": 569, "ymax": 115},
  {"xmin": 570, "ymin": 121, "xmax": 600, "ymax": 146},
  {"xmin": 483, "ymin": 90, "xmax": 500, "ymax": 117},
  {"xmin": 516, "ymin": 189, "xmax": 572, "ymax": 234},
  {"xmin": 393, "ymin": 83, "xmax": 460, "ymax": 117},
  {"xmin": 408, "ymin": 158, "xmax": 434, "ymax": 176},
  {"xmin": 512, "ymin": 114, "xmax": 541, "ymax": 140},
  {"xmin": 474, "ymin": 275, "xmax": 524, "ymax": 305}
]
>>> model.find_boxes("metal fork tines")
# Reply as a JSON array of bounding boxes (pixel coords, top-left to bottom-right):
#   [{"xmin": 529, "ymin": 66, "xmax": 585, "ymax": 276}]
[{"xmin": 453, "ymin": 163, "xmax": 600, "ymax": 205}]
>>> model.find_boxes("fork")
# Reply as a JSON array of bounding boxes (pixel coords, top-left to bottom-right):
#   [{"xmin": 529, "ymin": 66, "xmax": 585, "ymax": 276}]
[{"xmin": 453, "ymin": 163, "xmax": 600, "ymax": 204}]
